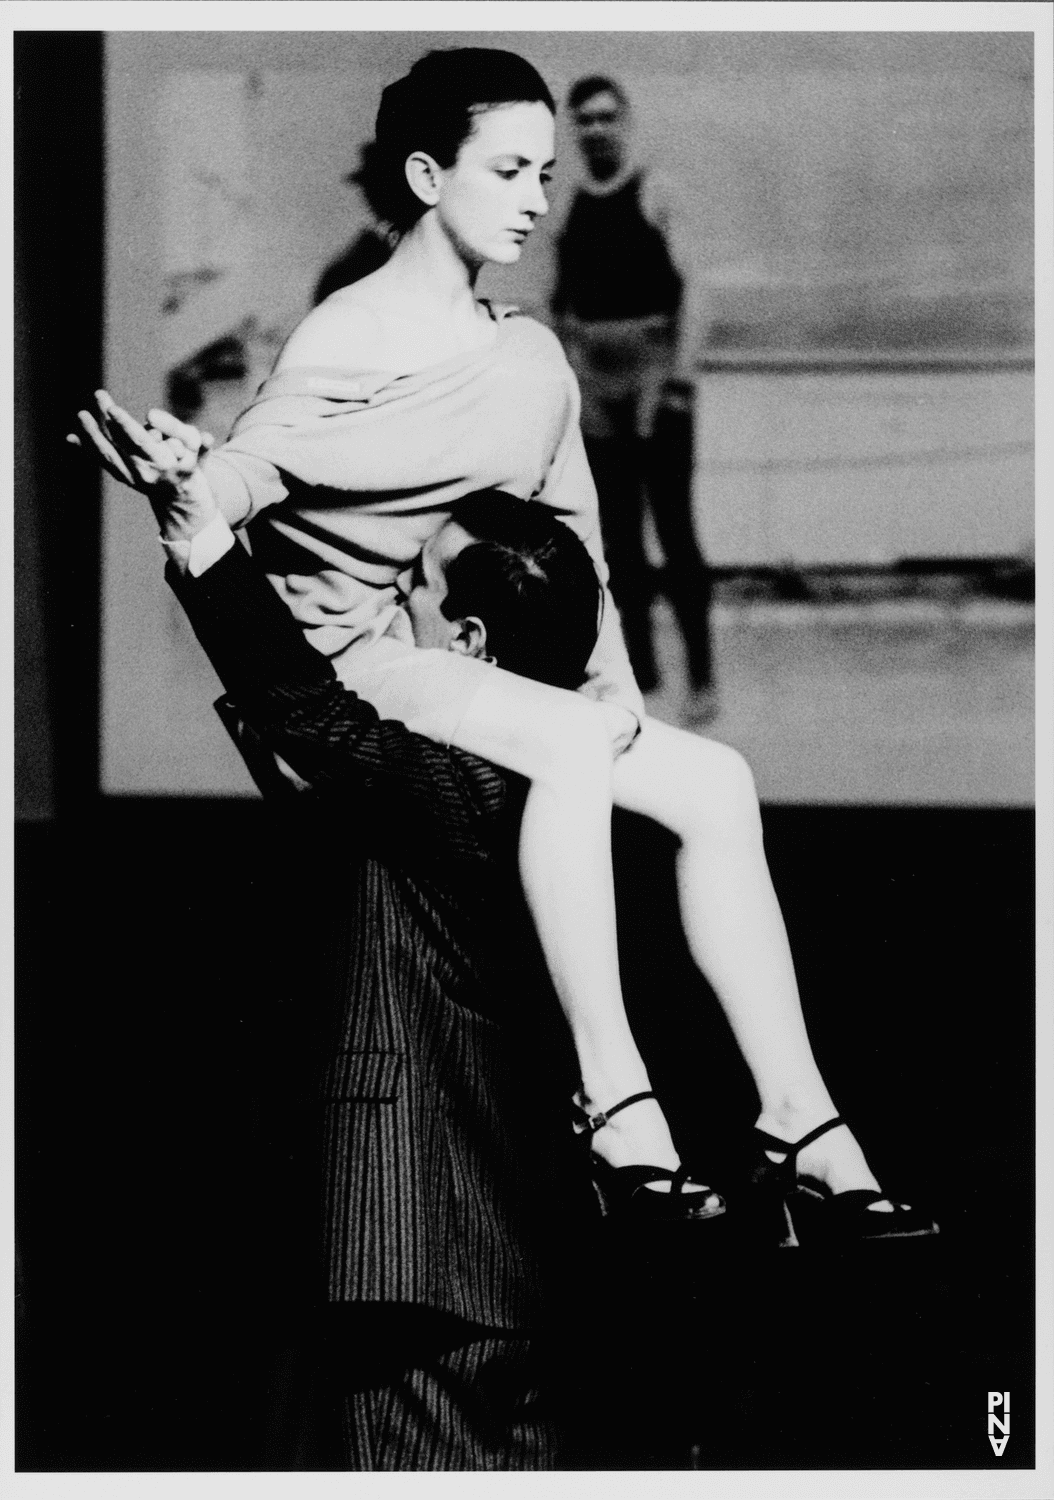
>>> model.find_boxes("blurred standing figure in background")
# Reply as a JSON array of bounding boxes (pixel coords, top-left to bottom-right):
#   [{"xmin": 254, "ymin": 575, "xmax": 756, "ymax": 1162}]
[
  {"xmin": 552, "ymin": 76, "xmax": 714, "ymax": 708},
  {"xmin": 314, "ymin": 143, "xmax": 394, "ymax": 305}
]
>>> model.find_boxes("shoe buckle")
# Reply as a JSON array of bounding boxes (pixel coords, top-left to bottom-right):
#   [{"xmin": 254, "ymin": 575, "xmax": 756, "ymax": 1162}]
[{"xmin": 571, "ymin": 1106, "xmax": 608, "ymax": 1136}]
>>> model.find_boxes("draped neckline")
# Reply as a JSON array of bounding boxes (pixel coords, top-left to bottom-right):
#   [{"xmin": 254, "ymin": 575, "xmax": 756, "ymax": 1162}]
[{"xmin": 257, "ymin": 298, "xmax": 523, "ymax": 407}]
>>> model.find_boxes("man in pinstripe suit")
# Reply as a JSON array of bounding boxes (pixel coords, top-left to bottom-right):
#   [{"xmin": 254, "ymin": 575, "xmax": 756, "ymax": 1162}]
[{"xmin": 156, "ymin": 487, "xmax": 600, "ymax": 1469}]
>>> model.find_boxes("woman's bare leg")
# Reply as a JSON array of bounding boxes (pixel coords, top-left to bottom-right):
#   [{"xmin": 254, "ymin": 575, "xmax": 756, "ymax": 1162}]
[
  {"xmin": 612, "ymin": 719, "xmax": 884, "ymax": 1196},
  {"xmin": 518, "ymin": 776, "xmax": 689, "ymax": 1175},
  {"xmin": 453, "ymin": 669, "xmax": 701, "ymax": 1179}
]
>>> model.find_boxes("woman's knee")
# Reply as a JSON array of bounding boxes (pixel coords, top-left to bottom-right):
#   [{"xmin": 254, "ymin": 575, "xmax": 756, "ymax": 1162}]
[
  {"xmin": 680, "ymin": 740, "xmax": 762, "ymax": 841},
  {"xmin": 614, "ymin": 725, "xmax": 761, "ymax": 839}
]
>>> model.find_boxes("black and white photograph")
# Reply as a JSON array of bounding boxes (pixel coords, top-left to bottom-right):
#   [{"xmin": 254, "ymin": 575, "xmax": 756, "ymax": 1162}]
[{"xmin": 10, "ymin": 4, "xmax": 1053, "ymax": 1492}]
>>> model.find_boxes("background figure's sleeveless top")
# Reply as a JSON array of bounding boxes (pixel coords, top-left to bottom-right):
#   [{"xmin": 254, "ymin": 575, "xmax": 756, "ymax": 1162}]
[{"xmin": 554, "ymin": 172, "xmax": 683, "ymax": 322}]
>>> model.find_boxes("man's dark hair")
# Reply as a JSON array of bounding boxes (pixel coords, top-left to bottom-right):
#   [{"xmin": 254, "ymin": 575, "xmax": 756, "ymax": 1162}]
[
  {"xmin": 358, "ymin": 49, "xmax": 556, "ymax": 233},
  {"xmin": 566, "ymin": 75, "xmax": 629, "ymax": 113},
  {"xmin": 442, "ymin": 491, "xmax": 602, "ymax": 692}
]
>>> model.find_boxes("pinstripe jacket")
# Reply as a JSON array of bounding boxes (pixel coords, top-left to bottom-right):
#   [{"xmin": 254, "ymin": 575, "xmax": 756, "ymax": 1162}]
[{"xmin": 167, "ymin": 545, "xmax": 576, "ymax": 1332}]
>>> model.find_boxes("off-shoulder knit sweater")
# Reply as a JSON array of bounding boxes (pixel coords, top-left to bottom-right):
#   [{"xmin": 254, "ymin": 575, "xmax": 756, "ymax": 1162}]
[{"xmin": 199, "ymin": 306, "xmax": 642, "ymax": 726}]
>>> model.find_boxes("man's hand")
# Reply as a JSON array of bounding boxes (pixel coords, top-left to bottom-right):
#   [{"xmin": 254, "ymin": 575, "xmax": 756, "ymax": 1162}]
[
  {"xmin": 598, "ymin": 699, "xmax": 642, "ymax": 757},
  {"xmin": 67, "ymin": 391, "xmax": 218, "ymax": 540}
]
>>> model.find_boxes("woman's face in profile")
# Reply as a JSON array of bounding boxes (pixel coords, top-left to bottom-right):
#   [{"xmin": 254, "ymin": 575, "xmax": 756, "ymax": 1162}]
[{"xmin": 433, "ymin": 100, "xmax": 555, "ymax": 267}]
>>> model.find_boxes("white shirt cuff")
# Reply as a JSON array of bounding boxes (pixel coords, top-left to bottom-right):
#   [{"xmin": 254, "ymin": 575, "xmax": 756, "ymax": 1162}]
[{"xmin": 160, "ymin": 512, "xmax": 236, "ymax": 577}]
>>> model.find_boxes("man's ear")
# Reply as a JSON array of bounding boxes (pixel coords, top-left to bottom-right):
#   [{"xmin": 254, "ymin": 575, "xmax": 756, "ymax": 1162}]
[
  {"xmin": 448, "ymin": 616, "xmax": 490, "ymax": 661},
  {"xmin": 405, "ymin": 151, "xmax": 443, "ymax": 210}
]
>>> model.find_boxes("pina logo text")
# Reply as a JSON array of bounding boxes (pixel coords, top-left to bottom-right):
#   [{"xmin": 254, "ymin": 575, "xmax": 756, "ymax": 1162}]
[{"xmin": 987, "ymin": 1391, "xmax": 1009, "ymax": 1456}]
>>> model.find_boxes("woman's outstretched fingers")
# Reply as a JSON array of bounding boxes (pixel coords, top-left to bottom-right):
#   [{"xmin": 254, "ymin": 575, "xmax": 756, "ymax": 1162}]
[
  {"xmin": 147, "ymin": 408, "xmax": 213, "ymax": 455},
  {"xmin": 74, "ymin": 407, "xmax": 138, "ymax": 486},
  {"xmin": 96, "ymin": 392, "xmax": 172, "ymax": 469}
]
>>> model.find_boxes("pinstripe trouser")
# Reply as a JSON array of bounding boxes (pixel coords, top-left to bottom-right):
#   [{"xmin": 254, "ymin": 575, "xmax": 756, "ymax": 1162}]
[{"xmin": 339, "ymin": 1329, "xmax": 556, "ymax": 1471}]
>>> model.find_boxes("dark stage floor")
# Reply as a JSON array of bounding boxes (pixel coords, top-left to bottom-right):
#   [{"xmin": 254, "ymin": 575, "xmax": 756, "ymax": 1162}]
[{"xmin": 15, "ymin": 800, "xmax": 1035, "ymax": 1472}]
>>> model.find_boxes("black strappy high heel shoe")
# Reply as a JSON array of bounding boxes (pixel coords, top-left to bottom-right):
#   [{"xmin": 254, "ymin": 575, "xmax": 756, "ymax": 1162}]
[
  {"xmin": 752, "ymin": 1115, "xmax": 938, "ymax": 1247},
  {"xmin": 573, "ymin": 1091, "xmax": 726, "ymax": 1223}
]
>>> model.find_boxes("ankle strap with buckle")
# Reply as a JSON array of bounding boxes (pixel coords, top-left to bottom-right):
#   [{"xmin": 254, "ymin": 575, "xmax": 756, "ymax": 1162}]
[{"xmin": 573, "ymin": 1090, "xmax": 657, "ymax": 1136}]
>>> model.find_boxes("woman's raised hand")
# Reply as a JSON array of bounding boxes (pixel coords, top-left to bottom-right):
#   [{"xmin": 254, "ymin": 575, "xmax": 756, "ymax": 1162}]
[{"xmin": 67, "ymin": 391, "xmax": 219, "ymax": 534}]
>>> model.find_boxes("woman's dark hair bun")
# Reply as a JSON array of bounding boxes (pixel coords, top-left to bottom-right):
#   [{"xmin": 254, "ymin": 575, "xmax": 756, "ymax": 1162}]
[{"xmin": 356, "ymin": 48, "xmax": 555, "ymax": 233}]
